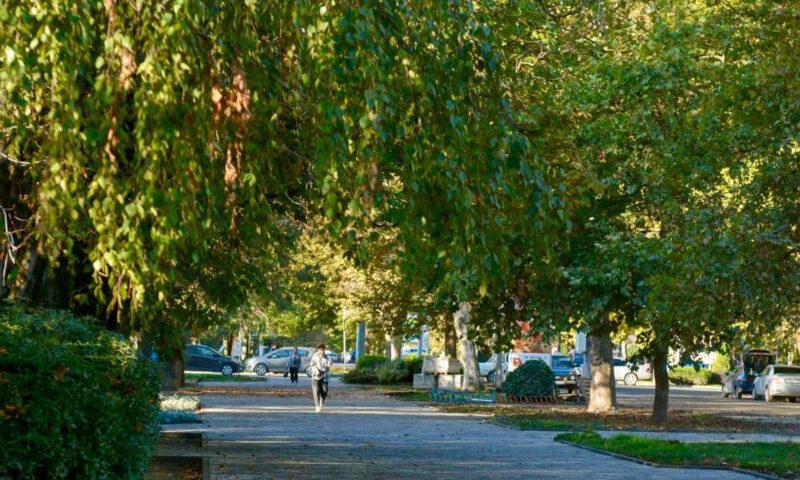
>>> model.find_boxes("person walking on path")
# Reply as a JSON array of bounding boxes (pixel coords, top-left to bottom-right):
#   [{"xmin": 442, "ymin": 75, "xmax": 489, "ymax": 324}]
[
  {"xmin": 287, "ymin": 346, "xmax": 302, "ymax": 383},
  {"xmin": 309, "ymin": 344, "xmax": 332, "ymax": 412}
]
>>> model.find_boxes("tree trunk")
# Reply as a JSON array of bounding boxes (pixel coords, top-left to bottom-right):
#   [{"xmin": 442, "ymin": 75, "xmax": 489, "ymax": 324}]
[
  {"xmin": 227, "ymin": 332, "xmax": 236, "ymax": 356},
  {"xmin": 453, "ymin": 302, "xmax": 481, "ymax": 388},
  {"xmin": 162, "ymin": 347, "xmax": 185, "ymax": 390},
  {"xmin": 587, "ymin": 322, "xmax": 617, "ymax": 413},
  {"xmin": 444, "ymin": 314, "xmax": 457, "ymax": 357},
  {"xmin": 494, "ymin": 351, "xmax": 504, "ymax": 388},
  {"xmin": 652, "ymin": 345, "xmax": 669, "ymax": 423},
  {"xmin": 18, "ymin": 243, "xmax": 45, "ymax": 303},
  {"xmin": 390, "ymin": 336, "xmax": 402, "ymax": 360},
  {"xmin": 384, "ymin": 332, "xmax": 392, "ymax": 358},
  {"xmin": 795, "ymin": 327, "xmax": 800, "ymax": 363}
]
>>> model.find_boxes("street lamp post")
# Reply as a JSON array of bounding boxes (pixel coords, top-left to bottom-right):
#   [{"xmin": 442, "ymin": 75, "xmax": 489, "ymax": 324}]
[{"xmin": 342, "ymin": 306, "xmax": 346, "ymax": 363}]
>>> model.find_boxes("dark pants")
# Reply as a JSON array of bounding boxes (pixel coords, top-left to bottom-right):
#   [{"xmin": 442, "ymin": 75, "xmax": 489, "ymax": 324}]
[
  {"xmin": 312, "ymin": 379, "xmax": 328, "ymax": 407},
  {"xmin": 289, "ymin": 367, "xmax": 299, "ymax": 383}
]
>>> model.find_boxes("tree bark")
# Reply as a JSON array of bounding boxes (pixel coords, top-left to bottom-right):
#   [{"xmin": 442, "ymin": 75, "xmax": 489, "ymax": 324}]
[
  {"xmin": 224, "ymin": 332, "xmax": 234, "ymax": 356},
  {"xmin": 161, "ymin": 346, "xmax": 185, "ymax": 390},
  {"xmin": 453, "ymin": 302, "xmax": 481, "ymax": 388},
  {"xmin": 795, "ymin": 326, "xmax": 800, "ymax": 363},
  {"xmin": 384, "ymin": 332, "xmax": 392, "ymax": 358},
  {"xmin": 587, "ymin": 322, "xmax": 617, "ymax": 413},
  {"xmin": 652, "ymin": 345, "xmax": 669, "ymax": 423},
  {"xmin": 444, "ymin": 314, "xmax": 457, "ymax": 357},
  {"xmin": 494, "ymin": 351, "xmax": 504, "ymax": 388},
  {"xmin": 18, "ymin": 243, "xmax": 44, "ymax": 303},
  {"xmin": 390, "ymin": 335, "xmax": 402, "ymax": 360}
]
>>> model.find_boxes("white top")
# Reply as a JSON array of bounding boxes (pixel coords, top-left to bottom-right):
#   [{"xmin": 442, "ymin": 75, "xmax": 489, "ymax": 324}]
[{"xmin": 309, "ymin": 351, "xmax": 332, "ymax": 381}]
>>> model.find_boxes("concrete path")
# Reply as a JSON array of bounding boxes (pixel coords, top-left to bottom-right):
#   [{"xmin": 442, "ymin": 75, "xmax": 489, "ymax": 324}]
[{"xmin": 165, "ymin": 382, "xmax": 763, "ymax": 480}]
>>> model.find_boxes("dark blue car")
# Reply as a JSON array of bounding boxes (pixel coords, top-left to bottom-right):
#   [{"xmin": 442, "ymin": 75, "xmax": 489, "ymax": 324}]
[{"xmin": 722, "ymin": 349, "xmax": 775, "ymax": 399}]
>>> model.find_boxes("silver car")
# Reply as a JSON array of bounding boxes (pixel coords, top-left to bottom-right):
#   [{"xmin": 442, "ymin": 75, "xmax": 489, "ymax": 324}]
[
  {"xmin": 244, "ymin": 347, "xmax": 315, "ymax": 376},
  {"xmin": 752, "ymin": 364, "xmax": 800, "ymax": 402}
]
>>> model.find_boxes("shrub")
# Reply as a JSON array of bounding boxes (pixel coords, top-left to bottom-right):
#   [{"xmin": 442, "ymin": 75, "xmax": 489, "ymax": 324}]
[
  {"xmin": 399, "ymin": 355, "xmax": 424, "ymax": 377},
  {"xmin": 710, "ymin": 353, "xmax": 732, "ymax": 375},
  {"xmin": 668, "ymin": 366, "xmax": 720, "ymax": 385},
  {"xmin": 158, "ymin": 393, "xmax": 201, "ymax": 424},
  {"xmin": 343, "ymin": 356, "xmax": 421, "ymax": 385},
  {"xmin": 342, "ymin": 368, "xmax": 379, "ymax": 384},
  {"xmin": 159, "ymin": 393, "xmax": 200, "ymax": 412},
  {"xmin": 158, "ymin": 411, "xmax": 201, "ymax": 424},
  {"xmin": 0, "ymin": 307, "xmax": 161, "ymax": 480},
  {"xmin": 502, "ymin": 360, "xmax": 557, "ymax": 397},
  {"xmin": 356, "ymin": 354, "xmax": 388, "ymax": 370}
]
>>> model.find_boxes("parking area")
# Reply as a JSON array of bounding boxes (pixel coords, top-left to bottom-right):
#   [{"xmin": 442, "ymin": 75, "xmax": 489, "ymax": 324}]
[{"xmin": 617, "ymin": 384, "xmax": 800, "ymax": 419}]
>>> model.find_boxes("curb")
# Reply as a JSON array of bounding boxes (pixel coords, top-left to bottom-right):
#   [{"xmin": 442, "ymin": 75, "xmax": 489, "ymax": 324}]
[{"xmin": 555, "ymin": 438, "xmax": 784, "ymax": 480}]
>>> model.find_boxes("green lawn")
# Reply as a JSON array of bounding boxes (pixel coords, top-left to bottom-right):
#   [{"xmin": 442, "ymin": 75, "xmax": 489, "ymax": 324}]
[
  {"xmin": 382, "ymin": 390, "xmax": 431, "ymax": 402},
  {"xmin": 557, "ymin": 431, "xmax": 800, "ymax": 479}
]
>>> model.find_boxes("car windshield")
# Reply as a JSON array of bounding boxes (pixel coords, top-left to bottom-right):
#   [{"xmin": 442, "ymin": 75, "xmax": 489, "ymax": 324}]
[
  {"xmin": 553, "ymin": 357, "xmax": 573, "ymax": 369},
  {"xmin": 774, "ymin": 366, "xmax": 800, "ymax": 375},
  {"xmin": 199, "ymin": 346, "xmax": 217, "ymax": 356}
]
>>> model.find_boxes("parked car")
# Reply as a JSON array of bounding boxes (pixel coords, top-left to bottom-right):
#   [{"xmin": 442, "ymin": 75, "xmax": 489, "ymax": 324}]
[
  {"xmin": 722, "ymin": 349, "xmax": 776, "ymax": 399},
  {"xmin": 752, "ymin": 365, "xmax": 800, "ymax": 402},
  {"xmin": 326, "ymin": 350, "xmax": 342, "ymax": 363},
  {"xmin": 612, "ymin": 358, "xmax": 652, "ymax": 385},
  {"xmin": 571, "ymin": 352, "xmax": 585, "ymax": 377},
  {"xmin": 185, "ymin": 344, "xmax": 243, "ymax": 376},
  {"xmin": 344, "ymin": 351, "xmax": 356, "ymax": 364},
  {"xmin": 479, "ymin": 355, "xmax": 507, "ymax": 383},
  {"xmin": 551, "ymin": 354, "xmax": 578, "ymax": 393},
  {"xmin": 244, "ymin": 346, "xmax": 315, "ymax": 376}
]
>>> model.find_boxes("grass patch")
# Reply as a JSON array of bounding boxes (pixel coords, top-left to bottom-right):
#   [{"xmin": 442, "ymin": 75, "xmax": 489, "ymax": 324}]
[
  {"xmin": 428, "ymin": 404, "xmax": 800, "ymax": 435},
  {"xmin": 557, "ymin": 431, "xmax": 800, "ymax": 479},
  {"xmin": 185, "ymin": 373, "xmax": 267, "ymax": 382},
  {"xmin": 383, "ymin": 390, "xmax": 431, "ymax": 402}
]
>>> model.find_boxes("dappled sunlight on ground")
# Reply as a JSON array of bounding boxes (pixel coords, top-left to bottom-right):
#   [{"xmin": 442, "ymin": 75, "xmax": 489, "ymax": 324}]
[{"xmin": 165, "ymin": 387, "xmax": 763, "ymax": 479}]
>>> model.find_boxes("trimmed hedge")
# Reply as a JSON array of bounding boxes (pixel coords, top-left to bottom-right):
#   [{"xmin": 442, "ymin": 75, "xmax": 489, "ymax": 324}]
[
  {"xmin": 502, "ymin": 360, "xmax": 557, "ymax": 397},
  {"xmin": 343, "ymin": 356, "xmax": 424, "ymax": 385},
  {"xmin": 0, "ymin": 307, "xmax": 161, "ymax": 479},
  {"xmin": 356, "ymin": 354, "xmax": 388, "ymax": 370},
  {"xmin": 668, "ymin": 366, "xmax": 721, "ymax": 385}
]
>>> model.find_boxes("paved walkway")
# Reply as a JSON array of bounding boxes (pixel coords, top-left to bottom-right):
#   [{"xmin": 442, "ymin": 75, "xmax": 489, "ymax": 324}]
[{"xmin": 165, "ymin": 381, "xmax": 763, "ymax": 479}]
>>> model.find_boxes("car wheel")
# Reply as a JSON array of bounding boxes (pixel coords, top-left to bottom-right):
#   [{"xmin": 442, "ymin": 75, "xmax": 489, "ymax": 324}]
[
  {"xmin": 487, "ymin": 371, "xmax": 495, "ymax": 384},
  {"xmin": 735, "ymin": 387, "xmax": 743, "ymax": 399},
  {"xmin": 623, "ymin": 372, "xmax": 638, "ymax": 386},
  {"xmin": 765, "ymin": 387, "xmax": 773, "ymax": 403},
  {"xmin": 722, "ymin": 385, "xmax": 729, "ymax": 398},
  {"xmin": 254, "ymin": 363, "xmax": 268, "ymax": 376},
  {"xmin": 305, "ymin": 365, "xmax": 312, "ymax": 377},
  {"xmin": 221, "ymin": 363, "xmax": 234, "ymax": 376}
]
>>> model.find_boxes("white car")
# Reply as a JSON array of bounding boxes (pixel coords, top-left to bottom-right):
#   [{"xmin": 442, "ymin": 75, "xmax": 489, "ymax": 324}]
[
  {"xmin": 613, "ymin": 358, "xmax": 653, "ymax": 385},
  {"xmin": 479, "ymin": 356, "xmax": 506, "ymax": 383},
  {"xmin": 753, "ymin": 364, "xmax": 800, "ymax": 402}
]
